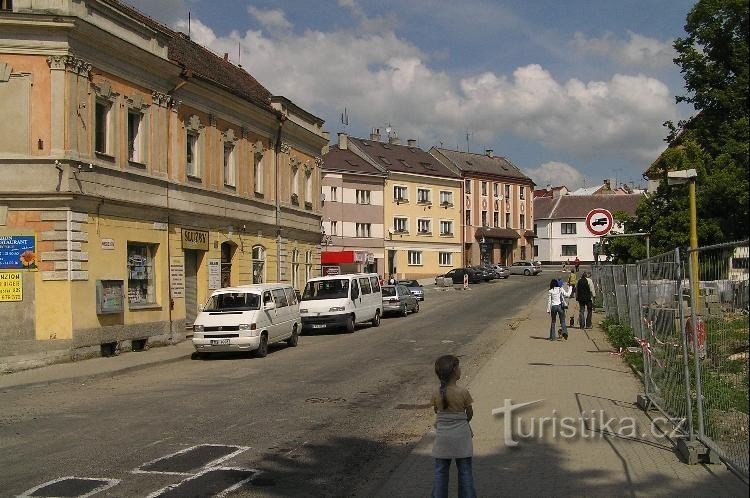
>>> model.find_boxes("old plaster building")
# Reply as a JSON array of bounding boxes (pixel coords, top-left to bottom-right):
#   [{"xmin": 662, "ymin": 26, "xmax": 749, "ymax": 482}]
[
  {"xmin": 430, "ymin": 148, "xmax": 536, "ymax": 266},
  {"xmin": 0, "ymin": 0, "xmax": 326, "ymax": 362}
]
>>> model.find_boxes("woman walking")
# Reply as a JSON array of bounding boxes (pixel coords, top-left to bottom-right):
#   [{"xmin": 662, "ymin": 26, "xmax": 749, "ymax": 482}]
[
  {"xmin": 546, "ymin": 279, "xmax": 572, "ymax": 340},
  {"xmin": 431, "ymin": 355, "xmax": 476, "ymax": 498}
]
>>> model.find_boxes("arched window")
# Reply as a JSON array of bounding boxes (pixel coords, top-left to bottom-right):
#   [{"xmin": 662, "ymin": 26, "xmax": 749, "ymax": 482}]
[
  {"xmin": 291, "ymin": 248, "xmax": 300, "ymax": 288},
  {"xmin": 252, "ymin": 245, "xmax": 266, "ymax": 284},
  {"xmin": 305, "ymin": 250, "xmax": 313, "ymax": 282}
]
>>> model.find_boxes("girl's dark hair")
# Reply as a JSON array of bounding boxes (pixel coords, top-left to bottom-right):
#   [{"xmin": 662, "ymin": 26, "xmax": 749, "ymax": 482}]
[
  {"xmin": 549, "ymin": 279, "xmax": 559, "ymax": 289},
  {"xmin": 434, "ymin": 355, "xmax": 459, "ymax": 410}
]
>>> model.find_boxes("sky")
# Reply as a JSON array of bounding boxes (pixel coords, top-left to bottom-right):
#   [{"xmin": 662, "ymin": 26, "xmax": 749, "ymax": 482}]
[{"xmin": 127, "ymin": 0, "xmax": 698, "ymax": 190}]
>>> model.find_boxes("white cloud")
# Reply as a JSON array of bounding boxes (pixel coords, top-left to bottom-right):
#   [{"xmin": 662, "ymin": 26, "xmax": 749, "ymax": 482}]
[
  {"xmin": 247, "ymin": 6, "xmax": 292, "ymax": 32},
  {"xmin": 173, "ymin": 17, "xmax": 215, "ymax": 46},
  {"xmin": 525, "ymin": 162, "xmax": 585, "ymax": 190},
  {"xmin": 171, "ymin": 14, "xmax": 677, "ymax": 172},
  {"xmin": 572, "ymin": 31, "xmax": 675, "ymax": 68}
]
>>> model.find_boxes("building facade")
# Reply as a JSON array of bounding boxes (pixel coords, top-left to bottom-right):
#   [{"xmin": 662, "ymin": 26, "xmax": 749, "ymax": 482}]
[
  {"xmin": 0, "ymin": 0, "xmax": 326, "ymax": 360},
  {"xmin": 430, "ymin": 148, "xmax": 536, "ymax": 266},
  {"xmin": 320, "ymin": 133, "xmax": 387, "ymax": 275},
  {"xmin": 533, "ymin": 194, "xmax": 644, "ymax": 263}
]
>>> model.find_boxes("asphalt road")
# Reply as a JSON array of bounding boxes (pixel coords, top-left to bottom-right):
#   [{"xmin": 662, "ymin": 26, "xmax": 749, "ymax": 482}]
[{"xmin": 0, "ymin": 275, "xmax": 548, "ymax": 498}]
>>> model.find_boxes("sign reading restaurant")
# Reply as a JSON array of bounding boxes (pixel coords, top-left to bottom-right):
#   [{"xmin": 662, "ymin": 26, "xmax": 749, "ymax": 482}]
[{"xmin": 182, "ymin": 229, "xmax": 209, "ymax": 251}]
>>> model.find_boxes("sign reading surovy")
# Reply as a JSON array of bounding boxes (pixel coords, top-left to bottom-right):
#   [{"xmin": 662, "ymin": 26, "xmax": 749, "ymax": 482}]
[{"xmin": 585, "ymin": 209, "xmax": 614, "ymax": 236}]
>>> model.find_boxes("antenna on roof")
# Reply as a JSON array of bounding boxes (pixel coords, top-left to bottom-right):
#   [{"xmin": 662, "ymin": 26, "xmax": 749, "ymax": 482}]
[
  {"xmin": 188, "ymin": 11, "xmax": 191, "ymax": 40},
  {"xmin": 238, "ymin": 40, "xmax": 242, "ymax": 68},
  {"xmin": 340, "ymin": 107, "xmax": 349, "ymax": 128},
  {"xmin": 465, "ymin": 130, "xmax": 472, "ymax": 153}
]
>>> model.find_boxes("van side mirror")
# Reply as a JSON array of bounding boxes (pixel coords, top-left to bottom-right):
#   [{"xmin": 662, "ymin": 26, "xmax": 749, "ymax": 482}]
[{"xmin": 265, "ymin": 302, "xmax": 276, "ymax": 311}]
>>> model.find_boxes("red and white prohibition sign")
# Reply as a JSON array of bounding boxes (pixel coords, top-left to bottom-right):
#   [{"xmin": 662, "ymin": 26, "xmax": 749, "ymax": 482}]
[{"xmin": 585, "ymin": 208, "xmax": 613, "ymax": 236}]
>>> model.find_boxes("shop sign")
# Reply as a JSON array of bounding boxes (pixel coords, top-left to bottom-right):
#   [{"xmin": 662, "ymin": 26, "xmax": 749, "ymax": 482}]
[
  {"xmin": 169, "ymin": 257, "xmax": 185, "ymax": 298},
  {"xmin": 101, "ymin": 238, "xmax": 115, "ymax": 250},
  {"xmin": 208, "ymin": 258, "xmax": 221, "ymax": 289},
  {"xmin": 182, "ymin": 229, "xmax": 209, "ymax": 251},
  {"xmin": 354, "ymin": 251, "xmax": 367, "ymax": 263},
  {"xmin": 322, "ymin": 265, "xmax": 341, "ymax": 276},
  {"xmin": 0, "ymin": 271, "xmax": 22, "ymax": 301},
  {"xmin": 0, "ymin": 234, "xmax": 37, "ymax": 270}
]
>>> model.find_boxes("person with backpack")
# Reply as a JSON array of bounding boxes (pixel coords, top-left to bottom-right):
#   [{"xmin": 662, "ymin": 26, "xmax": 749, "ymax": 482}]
[{"xmin": 576, "ymin": 271, "xmax": 595, "ymax": 329}]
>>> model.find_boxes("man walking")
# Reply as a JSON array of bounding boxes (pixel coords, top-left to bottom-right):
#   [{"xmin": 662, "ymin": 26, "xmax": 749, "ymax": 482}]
[{"xmin": 576, "ymin": 271, "xmax": 595, "ymax": 329}]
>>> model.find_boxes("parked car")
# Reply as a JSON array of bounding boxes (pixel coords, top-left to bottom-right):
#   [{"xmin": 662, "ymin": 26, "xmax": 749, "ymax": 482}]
[
  {"xmin": 440, "ymin": 267, "xmax": 483, "ymax": 284},
  {"xmin": 398, "ymin": 279, "xmax": 425, "ymax": 301},
  {"xmin": 510, "ymin": 260, "xmax": 542, "ymax": 276},
  {"xmin": 381, "ymin": 284, "xmax": 420, "ymax": 316},
  {"xmin": 471, "ymin": 266, "xmax": 493, "ymax": 282},
  {"xmin": 491, "ymin": 264, "xmax": 511, "ymax": 279},
  {"xmin": 299, "ymin": 273, "xmax": 382, "ymax": 332},
  {"xmin": 192, "ymin": 283, "xmax": 300, "ymax": 358}
]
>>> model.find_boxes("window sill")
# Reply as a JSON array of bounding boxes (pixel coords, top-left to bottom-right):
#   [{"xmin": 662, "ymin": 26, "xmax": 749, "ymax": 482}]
[
  {"xmin": 417, "ymin": 201, "xmax": 432, "ymax": 206},
  {"xmin": 95, "ymin": 151, "xmax": 115, "ymax": 162},
  {"xmin": 128, "ymin": 303, "xmax": 162, "ymax": 311},
  {"xmin": 407, "ymin": 263, "xmax": 423, "ymax": 266},
  {"xmin": 440, "ymin": 203, "xmax": 454, "ymax": 208},
  {"xmin": 254, "ymin": 191, "xmax": 265, "ymax": 199},
  {"xmin": 417, "ymin": 231, "xmax": 432, "ymax": 236},
  {"xmin": 305, "ymin": 202, "xmax": 313, "ymax": 210},
  {"xmin": 128, "ymin": 160, "xmax": 147, "ymax": 169},
  {"xmin": 440, "ymin": 233, "xmax": 454, "ymax": 237},
  {"xmin": 187, "ymin": 174, "xmax": 202, "ymax": 182},
  {"xmin": 394, "ymin": 199, "xmax": 409, "ymax": 204},
  {"xmin": 224, "ymin": 183, "xmax": 237, "ymax": 190}
]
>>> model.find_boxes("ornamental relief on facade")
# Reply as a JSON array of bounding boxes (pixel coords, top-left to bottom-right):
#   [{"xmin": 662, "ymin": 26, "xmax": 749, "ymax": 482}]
[{"xmin": 46, "ymin": 55, "xmax": 92, "ymax": 77}]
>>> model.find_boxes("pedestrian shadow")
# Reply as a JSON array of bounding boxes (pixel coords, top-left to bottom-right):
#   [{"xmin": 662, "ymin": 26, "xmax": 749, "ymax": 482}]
[{"xmin": 529, "ymin": 336, "xmax": 553, "ymax": 340}]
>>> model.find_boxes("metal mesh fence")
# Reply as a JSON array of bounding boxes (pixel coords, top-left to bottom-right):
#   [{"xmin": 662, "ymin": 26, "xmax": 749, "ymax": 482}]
[{"xmin": 688, "ymin": 240, "xmax": 749, "ymax": 477}]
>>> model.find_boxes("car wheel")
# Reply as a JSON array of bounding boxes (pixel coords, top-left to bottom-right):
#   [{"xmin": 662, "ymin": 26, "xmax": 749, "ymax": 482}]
[
  {"xmin": 255, "ymin": 333, "xmax": 269, "ymax": 358},
  {"xmin": 371, "ymin": 310, "xmax": 381, "ymax": 327},
  {"xmin": 191, "ymin": 351, "xmax": 207, "ymax": 360},
  {"xmin": 286, "ymin": 324, "xmax": 299, "ymax": 347},
  {"xmin": 414, "ymin": 301, "xmax": 420, "ymax": 313},
  {"xmin": 345, "ymin": 314, "xmax": 355, "ymax": 333},
  {"xmin": 524, "ymin": 269, "xmax": 530, "ymax": 276},
  {"xmin": 401, "ymin": 304, "xmax": 408, "ymax": 317}
]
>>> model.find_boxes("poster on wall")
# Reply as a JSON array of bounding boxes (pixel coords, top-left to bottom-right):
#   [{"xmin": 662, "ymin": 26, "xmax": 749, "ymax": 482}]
[
  {"xmin": 0, "ymin": 271, "xmax": 23, "ymax": 302},
  {"xmin": 208, "ymin": 258, "xmax": 221, "ymax": 289},
  {"xmin": 170, "ymin": 257, "xmax": 185, "ymax": 298},
  {"xmin": 96, "ymin": 280, "xmax": 124, "ymax": 314},
  {"xmin": 0, "ymin": 234, "xmax": 37, "ymax": 270}
]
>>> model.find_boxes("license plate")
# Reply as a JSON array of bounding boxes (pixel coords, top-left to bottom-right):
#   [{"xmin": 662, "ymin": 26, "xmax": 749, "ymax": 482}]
[
  {"xmin": 312, "ymin": 324, "xmax": 326, "ymax": 329},
  {"xmin": 210, "ymin": 339, "xmax": 230, "ymax": 345}
]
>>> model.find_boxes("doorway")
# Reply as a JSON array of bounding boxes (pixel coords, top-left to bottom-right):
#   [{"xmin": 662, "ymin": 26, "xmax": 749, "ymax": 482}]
[
  {"xmin": 220, "ymin": 241, "xmax": 236, "ymax": 288},
  {"xmin": 184, "ymin": 250, "xmax": 199, "ymax": 328}
]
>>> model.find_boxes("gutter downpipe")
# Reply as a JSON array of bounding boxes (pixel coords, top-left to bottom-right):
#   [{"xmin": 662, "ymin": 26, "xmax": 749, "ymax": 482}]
[{"xmin": 274, "ymin": 114, "xmax": 287, "ymax": 282}]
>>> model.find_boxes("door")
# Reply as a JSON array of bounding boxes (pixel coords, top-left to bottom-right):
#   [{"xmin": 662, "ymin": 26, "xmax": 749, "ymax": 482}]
[
  {"xmin": 270, "ymin": 288, "xmax": 290, "ymax": 341},
  {"xmin": 184, "ymin": 250, "xmax": 198, "ymax": 329},
  {"xmin": 350, "ymin": 279, "xmax": 361, "ymax": 321}
]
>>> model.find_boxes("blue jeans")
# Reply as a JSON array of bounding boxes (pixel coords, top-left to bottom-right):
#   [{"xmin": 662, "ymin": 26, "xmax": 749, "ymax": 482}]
[
  {"xmin": 549, "ymin": 304, "xmax": 567, "ymax": 339},
  {"xmin": 432, "ymin": 457, "xmax": 477, "ymax": 498}
]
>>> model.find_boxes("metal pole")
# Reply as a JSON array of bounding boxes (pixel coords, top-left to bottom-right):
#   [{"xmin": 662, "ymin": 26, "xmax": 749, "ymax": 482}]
[
  {"xmin": 646, "ymin": 234, "xmax": 650, "ymax": 260},
  {"xmin": 636, "ymin": 264, "xmax": 649, "ymax": 398},
  {"xmin": 689, "ymin": 245, "xmax": 706, "ymax": 437},
  {"xmin": 676, "ymin": 247, "xmax": 695, "ymax": 440},
  {"xmin": 689, "ymin": 179, "xmax": 700, "ymax": 312}
]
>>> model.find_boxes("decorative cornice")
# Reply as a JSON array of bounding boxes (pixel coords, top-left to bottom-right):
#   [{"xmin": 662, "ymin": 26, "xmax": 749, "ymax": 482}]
[
  {"xmin": 125, "ymin": 92, "xmax": 150, "ymax": 111},
  {"xmin": 47, "ymin": 55, "xmax": 92, "ymax": 77},
  {"xmin": 151, "ymin": 90, "xmax": 178, "ymax": 109},
  {"xmin": 223, "ymin": 128, "xmax": 238, "ymax": 144},
  {"xmin": 279, "ymin": 141, "xmax": 291, "ymax": 154},
  {"xmin": 93, "ymin": 79, "xmax": 119, "ymax": 101}
]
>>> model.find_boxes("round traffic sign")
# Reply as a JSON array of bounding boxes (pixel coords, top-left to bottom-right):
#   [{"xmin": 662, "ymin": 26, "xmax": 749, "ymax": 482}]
[{"xmin": 585, "ymin": 208, "xmax": 613, "ymax": 236}]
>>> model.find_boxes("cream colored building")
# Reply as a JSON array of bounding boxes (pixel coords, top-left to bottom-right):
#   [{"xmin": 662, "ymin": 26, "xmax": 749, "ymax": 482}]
[{"xmin": 0, "ymin": 0, "xmax": 326, "ymax": 362}]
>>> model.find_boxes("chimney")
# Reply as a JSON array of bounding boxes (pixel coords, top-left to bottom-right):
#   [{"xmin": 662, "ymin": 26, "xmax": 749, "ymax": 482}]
[
  {"xmin": 370, "ymin": 128, "xmax": 381, "ymax": 142},
  {"xmin": 603, "ymin": 178, "xmax": 611, "ymax": 190},
  {"xmin": 407, "ymin": 139, "xmax": 417, "ymax": 147},
  {"xmin": 485, "ymin": 149, "xmax": 494, "ymax": 158},
  {"xmin": 388, "ymin": 135, "xmax": 400, "ymax": 145},
  {"xmin": 223, "ymin": 53, "xmax": 229, "ymax": 61},
  {"xmin": 338, "ymin": 132, "xmax": 348, "ymax": 150},
  {"xmin": 321, "ymin": 131, "xmax": 330, "ymax": 155}
]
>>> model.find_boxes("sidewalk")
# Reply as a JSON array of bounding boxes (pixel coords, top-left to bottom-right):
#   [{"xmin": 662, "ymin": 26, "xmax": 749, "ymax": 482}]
[
  {"xmin": 375, "ymin": 293, "xmax": 747, "ymax": 496},
  {"xmin": 0, "ymin": 340, "xmax": 193, "ymax": 390}
]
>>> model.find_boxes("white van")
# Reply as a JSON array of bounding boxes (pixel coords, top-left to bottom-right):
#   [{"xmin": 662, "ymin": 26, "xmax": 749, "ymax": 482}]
[
  {"xmin": 299, "ymin": 273, "xmax": 382, "ymax": 332},
  {"xmin": 192, "ymin": 283, "xmax": 300, "ymax": 358}
]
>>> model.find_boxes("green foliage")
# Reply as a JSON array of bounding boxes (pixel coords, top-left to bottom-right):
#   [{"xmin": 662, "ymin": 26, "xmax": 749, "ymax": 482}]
[{"xmin": 600, "ymin": 318, "xmax": 643, "ymax": 372}]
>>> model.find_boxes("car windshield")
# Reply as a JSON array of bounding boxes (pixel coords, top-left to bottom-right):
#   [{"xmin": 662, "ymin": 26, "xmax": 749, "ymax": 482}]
[
  {"xmin": 203, "ymin": 292, "xmax": 260, "ymax": 312},
  {"xmin": 302, "ymin": 279, "xmax": 350, "ymax": 300},
  {"xmin": 381, "ymin": 286, "xmax": 397, "ymax": 297},
  {"xmin": 398, "ymin": 280, "xmax": 419, "ymax": 287}
]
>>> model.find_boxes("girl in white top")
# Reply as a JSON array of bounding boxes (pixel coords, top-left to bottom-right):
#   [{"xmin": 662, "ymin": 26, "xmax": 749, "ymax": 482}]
[{"xmin": 546, "ymin": 279, "xmax": 572, "ymax": 340}]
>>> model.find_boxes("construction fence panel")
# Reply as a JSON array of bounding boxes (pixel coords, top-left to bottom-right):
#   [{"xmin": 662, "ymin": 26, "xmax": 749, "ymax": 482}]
[{"xmin": 688, "ymin": 240, "xmax": 749, "ymax": 478}]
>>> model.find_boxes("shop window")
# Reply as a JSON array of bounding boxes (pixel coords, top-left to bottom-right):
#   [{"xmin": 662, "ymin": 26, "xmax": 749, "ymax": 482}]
[
  {"xmin": 521, "ymin": 246, "xmax": 527, "ymax": 260},
  {"xmin": 0, "ymin": 1, "xmax": 13, "ymax": 11},
  {"xmin": 407, "ymin": 250, "xmax": 422, "ymax": 266},
  {"xmin": 127, "ymin": 243, "xmax": 157, "ymax": 307},
  {"xmin": 252, "ymin": 245, "xmax": 266, "ymax": 284}
]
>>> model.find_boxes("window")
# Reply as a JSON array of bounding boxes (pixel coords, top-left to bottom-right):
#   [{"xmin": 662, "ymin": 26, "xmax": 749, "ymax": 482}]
[
  {"xmin": 330, "ymin": 220, "xmax": 338, "ymax": 236},
  {"xmin": 520, "ymin": 214, "xmax": 525, "ymax": 229},
  {"xmin": 285, "ymin": 287, "xmax": 298, "ymax": 305},
  {"xmin": 356, "ymin": 189, "xmax": 371, "ymax": 204},
  {"xmin": 127, "ymin": 243, "xmax": 157, "ymax": 307},
  {"xmin": 493, "ymin": 212, "xmax": 499, "ymax": 228},
  {"xmin": 417, "ymin": 188, "xmax": 431, "ymax": 204},
  {"xmin": 253, "ymin": 154, "xmax": 263, "ymax": 194},
  {"xmin": 561, "ymin": 245, "xmax": 577, "ymax": 256},
  {"xmin": 358, "ymin": 277, "xmax": 372, "ymax": 295},
  {"xmin": 224, "ymin": 143, "xmax": 236, "ymax": 187},
  {"xmin": 95, "ymin": 100, "xmax": 111, "ymax": 154},
  {"xmin": 369, "ymin": 276, "xmax": 380, "ymax": 293},
  {"xmin": 291, "ymin": 163, "xmax": 300, "ymax": 201},
  {"xmin": 464, "ymin": 179, "xmax": 472, "ymax": 194},
  {"xmin": 291, "ymin": 249, "xmax": 299, "ymax": 289},
  {"xmin": 481, "ymin": 210, "xmax": 488, "ymax": 227},
  {"xmin": 394, "ymin": 185, "xmax": 408, "ymax": 202},
  {"xmin": 272, "ymin": 288, "xmax": 289, "ymax": 307},
  {"xmin": 481, "ymin": 182, "xmax": 488, "ymax": 196},
  {"xmin": 493, "ymin": 183, "xmax": 500, "ymax": 197},
  {"xmin": 440, "ymin": 220, "xmax": 453, "ymax": 236},
  {"xmin": 534, "ymin": 223, "xmax": 538, "ymax": 235},
  {"xmin": 504, "ymin": 184, "xmax": 510, "ymax": 198},
  {"xmin": 393, "ymin": 217, "xmax": 408, "ymax": 233},
  {"xmin": 520, "ymin": 186, "xmax": 525, "ymax": 200},
  {"xmin": 127, "ymin": 111, "xmax": 142, "ymax": 162},
  {"xmin": 252, "ymin": 245, "xmax": 266, "ymax": 284},
  {"xmin": 305, "ymin": 251, "xmax": 313, "ymax": 282},
  {"xmin": 186, "ymin": 133, "xmax": 199, "ymax": 177},
  {"xmin": 561, "ymin": 223, "xmax": 577, "ymax": 234},
  {"xmin": 305, "ymin": 171, "xmax": 313, "ymax": 206},
  {"xmin": 0, "ymin": 1, "xmax": 13, "ymax": 11},
  {"xmin": 418, "ymin": 219, "xmax": 431, "ymax": 234},
  {"xmin": 439, "ymin": 191, "xmax": 453, "ymax": 206},
  {"xmin": 356, "ymin": 223, "xmax": 371, "ymax": 238},
  {"xmin": 465, "ymin": 209, "xmax": 471, "ymax": 226},
  {"xmin": 505, "ymin": 212, "xmax": 511, "ymax": 228},
  {"xmin": 534, "ymin": 245, "xmax": 539, "ymax": 257},
  {"xmin": 408, "ymin": 251, "xmax": 422, "ymax": 266},
  {"xmin": 330, "ymin": 186, "xmax": 338, "ymax": 202},
  {"xmin": 439, "ymin": 252, "xmax": 452, "ymax": 266}
]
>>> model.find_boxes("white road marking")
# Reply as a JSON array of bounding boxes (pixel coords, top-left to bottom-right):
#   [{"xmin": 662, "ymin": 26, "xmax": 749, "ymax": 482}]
[
  {"xmin": 141, "ymin": 436, "xmax": 174, "ymax": 449},
  {"xmin": 145, "ymin": 466, "xmax": 258, "ymax": 498},
  {"xmin": 131, "ymin": 444, "xmax": 249, "ymax": 475},
  {"xmin": 18, "ymin": 476, "xmax": 120, "ymax": 498}
]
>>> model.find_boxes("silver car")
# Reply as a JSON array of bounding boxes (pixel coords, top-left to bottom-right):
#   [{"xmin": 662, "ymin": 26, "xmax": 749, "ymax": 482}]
[
  {"xmin": 510, "ymin": 260, "xmax": 542, "ymax": 276},
  {"xmin": 491, "ymin": 264, "xmax": 511, "ymax": 279},
  {"xmin": 398, "ymin": 279, "xmax": 425, "ymax": 300},
  {"xmin": 381, "ymin": 285, "xmax": 420, "ymax": 316}
]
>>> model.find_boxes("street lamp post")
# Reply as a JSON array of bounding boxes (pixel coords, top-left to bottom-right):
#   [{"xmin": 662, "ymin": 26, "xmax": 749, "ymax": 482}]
[{"xmin": 668, "ymin": 169, "xmax": 699, "ymax": 312}]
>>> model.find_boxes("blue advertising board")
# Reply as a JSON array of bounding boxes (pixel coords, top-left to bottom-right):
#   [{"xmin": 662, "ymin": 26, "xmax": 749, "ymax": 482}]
[{"xmin": 0, "ymin": 234, "xmax": 37, "ymax": 270}]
